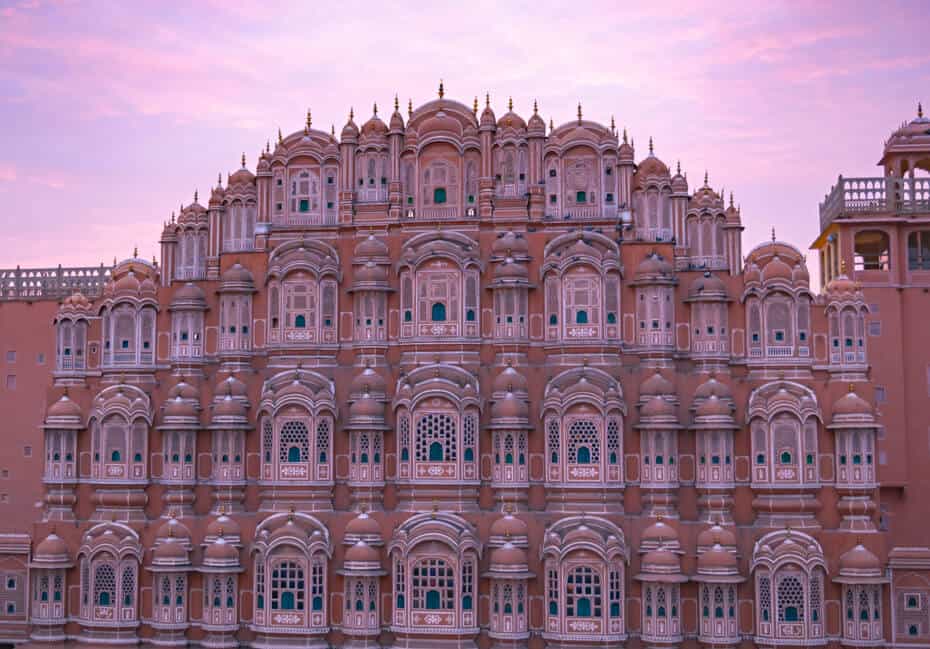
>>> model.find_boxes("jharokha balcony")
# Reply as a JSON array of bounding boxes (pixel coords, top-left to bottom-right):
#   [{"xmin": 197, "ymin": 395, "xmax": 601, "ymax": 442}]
[{"xmin": 819, "ymin": 175, "xmax": 930, "ymax": 230}]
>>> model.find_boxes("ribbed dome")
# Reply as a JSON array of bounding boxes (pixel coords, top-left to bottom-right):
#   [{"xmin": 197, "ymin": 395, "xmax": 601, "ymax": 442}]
[
  {"xmin": 698, "ymin": 543, "xmax": 738, "ymax": 571},
  {"xmin": 641, "ymin": 395, "xmax": 676, "ymax": 418},
  {"xmin": 216, "ymin": 374, "xmax": 248, "ymax": 398},
  {"xmin": 490, "ymin": 542, "xmax": 528, "ymax": 567},
  {"xmin": 206, "ymin": 514, "xmax": 241, "ymax": 541},
  {"xmin": 493, "ymin": 257, "xmax": 529, "ymax": 281},
  {"xmin": 641, "ymin": 370, "xmax": 674, "ymax": 398},
  {"xmin": 204, "ymin": 536, "xmax": 239, "ymax": 564},
  {"xmin": 642, "ymin": 547, "xmax": 681, "ymax": 571},
  {"xmin": 169, "ymin": 380, "xmax": 200, "ymax": 401},
  {"xmin": 839, "ymin": 543, "xmax": 881, "ymax": 572},
  {"xmin": 229, "ymin": 166, "xmax": 254, "ymax": 185},
  {"xmin": 164, "ymin": 395, "xmax": 198, "ymax": 419},
  {"xmin": 341, "ymin": 114, "xmax": 359, "ymax": 139},
  {"xmin": 360, "ymin": 108, "xmax": 388, "ymax": 138},
  {"xmin": 114, "ymin": 271, "xmax": 141, "ymax": 294},
  {"xmin": 345, "ymin": 540, "xmax": 380, "ymax": 563},
  {"xmin": 642, "ymin": 519, "xmax": 679, "ymax": 544},
  {"xmin": 491, "ymin": 230, "xmax": 529, "ymax": 257},
  {"xmin": 694, "ymin": 377, "xmax": 732, "ymax": 401},
  {"xmin": 153, "ymin": 539, "xmax": 189, "ymax": 563},
  {"xmin": 497, "ymin": 110, "xmax": 526, "ymax": 130},
  {"xmin": 689, "ymin": 272, "xmax": 727, "ymax": 298},
  {"xmin": 34, "ymin": 533, "xmax": 69, "ymax": 562},
  {"xmin": 349, "ymin": 393, "xmax": 384, "ymax": 419},
  {"xmin": 637, "ymin": 155, "xmax": 670, "ymax": 178},
  {"xmin": 171, "ymin": 282, "xmax": 206, "ymax": 306},
  {"xmin": 490, "ymin": 512, "xmax": 528, "ymax": 539},
  {"xmin": 220, "ymin": 263, "xmax": 254, "ymax": 285},
  {"xmin": 696, "ymin": 524, "xmax": 736, "ymax": 548},
  {"xmin": 491, "ymin": 391, "xmax": 529, "ymax": 421},
  {"xmin": 156, "ymin": 517, "xmax": 190, "ymax": 542},
  {"xmin": 345, "ymin": 511, "xmax": 382, "ymax": 538},
  {"xmin": 354, "ymin": 234, "xmax": 389, "ymax": 258},
  {"xmin": 761, "ymin": 255, "xmax": 793, "ymax": 283},
  {"xmin": 833, "ymin": 390, "xmax": 872, "ymax": 416},
  {"xmin": 47, "ymin": 394, "xmax": 82, "ymax": 419},
  {"xmin": 420, "ymin": 110, "xmax": 463, "ymax": 137},
  {"xmin": 636, "ymin": 252, "xmax": 673, "ymax": 277},
  {"xmin": 350, "ymin": 366, "xmax": 386, "ymax": 397},
  {"xmin": 493, "ymin": 365, "xmax": 527, "ymax": 394},
  {"xmin": 354, "ymin": 260, "xmax": 388, "ymax": 283},
  {"xmin": 671, "ymin": 170, "xmax": 688, "ymax": 193},
  {"xmin": 213, "ymin": 394, "xmax": 247, "ymax": 419},
  {"xmin": 696, "ymin": 395, "xmax": 731, "ymax": 418}
]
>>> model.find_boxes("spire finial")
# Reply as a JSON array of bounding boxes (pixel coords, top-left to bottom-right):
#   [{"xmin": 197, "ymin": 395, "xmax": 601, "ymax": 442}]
[
  {"xmin": 373, "ymin": 102, "xmax": 378, "ymax": 116},
  {"xmin": 533, "ymin": 99, "xmax": 538, "ymax": 115},
  {"xmin": 486, "ymin": 92, "xmax": 490, "ymax": 108},
  {"xmin": 676, "ymin": 160, "xmax": 681, "ymax": 175},
  {"xmin": 438, "ymin": 79, "xmax": 444, "ymax": 99},
  {"xmin": 729, "ymin": 191, "xmax": 734, "ymax": 207},
  {"xmin": 704, "ymin": 170, "xmax": 709, "ymax": 186},
  {"xmin": 265, "ymin": 139, "xmax": 270, "ymax": 154},
  {"xmin": 549, "ymin": 117, "xmax": 554, "ymax": 133},
  {"xmin": 577, "ymin": 102, "xmax": 583, "ymax": 124},
  {"xmin": 841, "ymin": 258, "xmax": 847, "ymax": 273},
  {"xmin": 508, "ymin": 96, "xmax": 513, "ymax": 111},
  {"xmin": 331, "ymin": 123, "xmax": 335, "ymax": 137},
  {"xmin": 622, "ymin": 127, "xmax": 628, "ymax": 144},
  {"xmin": 278, "ymin": 127, "xmax": 283, "ymax": 144},
  {"xmin": 133, "ymin": 245, "xmax": 138, "ymax": 258},
  {"xmin": 848, "ymin": 382, "xmax": 855, "ymax": 393},
  {"xmin": 408, "ymin": 98, "xmax": 413, "ymax": 118},
  {"xmin": 394, "ymin": 94, "xmax": 399, "ymax": 112},
  {"xmin": 919, "ymin": 101, "xmax": 924, "ymax": 119},
  {"xmin": 194, "ymin": 189, "xmax": 198, "ymax": 202},
  {"xmin": 305, "ymin": 108, "xmax": 312, "ymax": 130},
  {"xmin": 349, "ymin": 106, "xmax": 354, "ymax": 121},
  {"xmin": 241, "ymin": 152, "xmax": 246, "ymax": 168},
  {"xmin": 649, "ymin": 136, "xmax": 654, "ymax": 155},
  {"xmin": 771, "ymin": 227, "xmax": 776, "ymax": 242},
  {"xmin": 610, "ymin": 115, "xmax": 615, "ymax": 134},
  {"xmin": 217, "ymin": 172, "xmax": 222, "ymax": 186},
  {"xmin": 473, "ymin": 96, "xmax": 478, "ymax": 114}
]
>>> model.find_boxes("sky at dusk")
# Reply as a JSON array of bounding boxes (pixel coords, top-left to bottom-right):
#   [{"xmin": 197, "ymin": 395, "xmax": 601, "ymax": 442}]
[{"xmin": 1, "ymin": 0, "xmax": 929, "ymax": 281}]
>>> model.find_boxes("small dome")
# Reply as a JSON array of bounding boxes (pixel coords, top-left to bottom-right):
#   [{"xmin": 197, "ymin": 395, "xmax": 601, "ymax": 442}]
[
  {"xmin": 491, "ymin": 391, "xmax": 529, "ymax": 421},
  {"xmin": 490, "ymin": 511, "xmax": 528, "ymax": 539},
  {"xmin": 694, "ymin": 376, "xmax": 732, "ymax": 401},
  {"xmin": 220, "ymin": 263, "xmax": 254, "ymax": 285},
  {"xmin": 744, "ymin": 262, "xmax": 761, "ymax": 284},
  {"xmin": 826, "ymin": 273, "xmax": 858, "ymax": 296},
  {"xmin": 641, "ymin": 395, "xmax": 676, "ymax": 418},
  {"xmin": 636, "ymin": 252, "xmax": 674, "ymax": 278},
  {"xmin": 153, "ymin": 539, "xmax": 189, "ymax": 563},
  {"xmin": 527, "ymin": 110, "xmax": 546, "ymax": 134},
  {"xmin": 350, "ymin": 366, "xmax": 387, "ymax": 397},
  {"xmin": 345, "ymin": 540, "xmax": 380, "ymax": 563},
  {"xmin": 229, "ymin": 166, "xmax": 255, "ymax": 186},
  {"xmin": 689, "ymin": 272, "xmax": 727, "ymax": 298},
  {"xmin": 698, "ymin": 543, "xmax": 738, "ymax": 572},
  {"xmin": 493, "ymin": 257, "xmax": 529, "ymax": 281},
  {"xmin": 169, "ymin": 380, "xmax": 200, "ymax": 401},
  {"xmin": 761, "ymin": 255, "xmax": 793, "ymax": 283},
  {"xmin": 637, "ymin": 155, "xmax": 670, "ymax": 178},
  {"xmin": 497, "ymin": 109, "xmax": 526, "ymax": 130},
  {"xmin": 420, "ymin": 110, "xmax": 463, "ymax": 137},
  {"xmin": 490, "ymin": 542, "xmax": 528, "ymax": 567},
  {"xmin": 493, "ymin": 365, "xmax": 527, "ymax": 394},
  {"xmin": 114, "ymin": 271, "xmax": 141, "ymax": 294},
  {"xmin": 480, "ymin": 103, "xmax": 496, "ymax": 128},
  {"xmin": 354, "ymin": 260, "xmax": 388, "ymax": 284},
  {"xmin": 389, "ymin": 106, "xmax": 405, "ymax": 131},
  {"xmin": 349, "ymin": 393, "xmax": 385, "ymax": 419},
  {"xmin": 839, "ymin": 543, "xmax": 881, "ymax": 573},
  {"xmin": 641, "ymin": 371, "xmax": 674, "ymax": 398},
  {"xmin": 696, "ymin": 395, "xmax": 731, "ymax": 418},
  {"xmin": 354, "ymin": 234, "xmax": 389, "ymax": 258},
  {"xmin": 204, "ymin": 536, "xmax": 239, "ymax": 564},
  {"xmin": 619, "ymin": 138, "xmax": 634, "ymax": 163},
  {"xmin": 171, "ymin": 282, "xmax": 206, "ymax": 307},
  {"xmin": 642, "ymin": 519, "xmax": 679, "ymax": 544},
  {"xmin": 792, "ymin": 263, "xmax": 810, "ymax": 285},
  {"xmin": 345, "ymin": 511, "xmax": 382, "ymax": 538},
  {"xmin": 156, "ymin": 517, "xmax": 190, "ymax": 541},
  {"xmin": 34, "ymin": 533, "xmax": 69, "ymax": 562},
  {"xmin": 696, "ymin": 524, "xmax": 736, "ymax": 548},
  {"xmin": 164, "ymin": 396, "xmax": 198, "ymax": 419},
  {"xmin": 491, "ymin": 230, "xmax": 529, "ymax": 257},
  {"xmin": 833, "ymin": 390, "xmax": 873, "ymax": 416},
  {"xmin": 216, "ymin": 374, "xmax": 248, "ymax": 398},
  {"xmin": 642, "ymin": 547, "xmax": 681, "ymax": 571},
  {"xmin": 214, "ymin": 394, "xmax": 247, "ymax": 419},
  {"xmin": 360, "ymin": 108, "xmax": 388, "ymax": 138},
  {"xmin": 46, "ymin": 394, "xmax": 82, "ymax": 419},
  {"xmin": 206, "ymin": 514, "xmax": 241, "ymax": 541},
  {"xmin": 671, "ymin": 169, "xmax": 688, "ymax": 193}
]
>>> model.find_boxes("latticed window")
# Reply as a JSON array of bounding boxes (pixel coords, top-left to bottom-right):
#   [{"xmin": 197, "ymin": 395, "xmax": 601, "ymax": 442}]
[
  {"xmin": 609, "ymin": 569, "xmax": 622, "ymax": 617},
  {"xmin": 462, "ymin": 414, "xmax": 476, "ymax": 462},
  {"xmin": 395, "ymin": 558, "xmax": 406, "ymax": 609},
  {"xmin": 777, "ymin": 574, "xmax": 804, "ymax": 622},
  {"xmin": 759, "ymin": 575, "xmax": 771, "ymax": 622},
  {"xmin": 279, "ymin": 421, "xmax": 309, "ymax": 464},
  {"xmin": 411, "ymin": 559, "xmax": 454, "ymax": 610},
  {"xmin": 414, "ymin": 413, "xmax": 457, "ymax": 462},
  {"xmin": 262, "ymin": 419, "xmax": 273, "ymax": 463},
  {"xmin": 547, "ymin": 419, "xmax": 561, "ymax": 463},
  {"xmin": 255, "ymin": 561, "xmax": 265, "ymax": 609},
  {"xmin": 316, "ymin": 419, "xmax": 330, "ymax": 463},
  {"xmin": 399, "ymin": 415, "xmax": 410, "ymax": 462},
  {"xmin": 566, "ymin": 566, "xmax": 602, "ymax": 618},
  {"xmin": 606, "ymin": 418, "xmax": 620, "ymax": 464},
  {"xmin": 94, "ymin": 563, "xmax": 115, "ymax": 606},
  {"xmin": 311, "ymin": 560, "xmax": 324, "ymax": 611},
  {"xmin": 567, "ymin": 419, "xmax": 600, "ymax": 464},
  {"xmin": 564, "ymin": 273, "xmax": 600, "ymax": 326},
  {"xmin": 121, "ymin": 565, "xmax": 135, "ymax": 606},
  {"xmin": 809, "ymin": 570, "xmax": 822, "ymax": 622},
  {"xmin": 462, "ymin": 560, "xmax": 474, "ymax": 610},
  {"xmin": 271, "ymin": 561, "xmax": 305, "ymax": 611},
  {"xmin": 548, "ymin": 567, "xmax": 559, "ymax": 615}
]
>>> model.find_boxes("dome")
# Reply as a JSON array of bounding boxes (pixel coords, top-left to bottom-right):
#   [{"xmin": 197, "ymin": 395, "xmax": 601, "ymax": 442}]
[
  {"xmin": 420, "ymin": 109, "xmax": 463, "ymax": 138},
  {"xmin": 642, "ymin": 519, "xmax": 679, "ymax": 545},
  {"xmin": 641, "ymin": 371, "xmax": 674, "ymax": 398},
  {"xmin": 696, "ymin": 395, "xmax": 731, "ymax": 418},
  {"xmin": 491, "ymin": 230, "xmax": 529, "ymax": 257},
  {"xmin": 156, "ymin": 518, "xmax": 190, "ymax": 541},
  {"xmin": 688, "ymin": 272, "xmax": 727, "ymax": 299},
  {"xmin": 490, "ymin": 511, "xmax": 528, "ymax": 539},
  {"xmin": 353, "ymin": 260, "xmax": 388, "ymax": 284},
  {"xmin": 349, "ymin": 393, "xmax": 384, "ymax": 419},
  {"xmin": 345, "ymin": 511, "xmax": 382, "ymax": 539},
  {"xmin": 696, "ymin": 524, "xmax": 736, "ymax": 548},
  {"xmin": 220, "ymin": 263, "xmax": 254, "ymax": 285},
  {"xmin": 345, "ymin": 540, "xmax": 380, "ymax": 563},
  {"xmin": 698, "ymin": 543, "xmax": 738, "ymax": 572},
  {"xmin": 206, "ymin": 513, "xmax": 241, "ymax": 541},
  {"xmin": 527, "ymin": 109, "xmax": 546, "ymax": 134},
  {"xmin": 34, "ymin": 533, "xmax": 69, "ymax": 563},
  {"xmin": 114, "ymin": 270, "xmax": 141, "ymax": 294},
  {"xmin": 354, "ymin": 234, "xmax": 389, "ymax": 258},
  {"xmin": 792, "ymin": 262, "xmax": 810, "ymax": 285},
  {"xmin": 826, "ymin": 273, "xmax": 858, "ymax": 296},
  {"xmin": 60, "ymin": 291, "xmax": 92, "ymax": 311},
  {"xmin": 671, "ymin": 167, "xmax": 688, "ymax": 193},
  {"xmin": 833, "ymin": 390, "xmax": 873, "ymax": 416},
  {"xmin": 216, "ymin": 374, "xmax": 248, "ymax": 398},
  {"xmin": 839, "ymin": 543, "xmax": 881, "ymax": 573},
  {"xmin": 350, "ymin": 366, "xmax": 386, "ymax": 397},
  {"xmin": 164, "ymin": 395, "xmax": 198, "ymax": 420},
  {"xmin": 389, "ymin": 104, "xmax": 405, "ymax": 131},
  {"xmin": 214, "ymin": 394, "xmax": 247, "ymax": 419},
  {"xmin": 637, "ymin": 155, "xmax": 670, "ymax": 178},
  {"xmin": 229, "ymin": 167, "xmax": 255, "ymax": 186},
  {"xmin": 497, "ymin": 108, "xmax": 526, "ymax": 130},
  {"xmin": 641, "ymin": 395, "xmax": 676, "ymax": 418},
  {"xmin": 493, "ymin": 364, "xmax": 527, "ymax": 394},
  {"xmin": 153, "ymin": 539, "xmax": 189, "ymax": 563},
  {"xmin": 480, "ymin": 102, "xmax": 496, "ymax": 128},
  {"xmin": 619, "ymin": 135, "xmax": 634, "ymax": 163},
  {"xmin": 46, "ymin": 394, "xmax": 82, "ymax": 419},
  {"xmin": 360, "ymin": 107, "xmax": 388, "ymax": 138},
  {"xmin": 491, "ymin": 391, "xmax": 529, "ymax": 421},
  {"xmin": 341, "ymin": 112, "xmax": 359, "ymax": 139},
  {"xmin": 493, "ymin": 257, "xmax": 529, "ymax": 281},
  {"xmin": 744, "ymin": 262, "xmax": 761, "ymax": 284},
  {"xmin": 204, "ymin": 537, "xmax": 240, "ymax": 564},
  {"xmin": 636, "ymin": 252, "xmax": 673, "ymax": 278},
  {"xmin": 171, "ymin": 282, "xmax": 206, "ymax": 308},
  {"xmin": 642, "ymin": 547, "xmax": 681, "ymax": 571},
  {"xmin": 169, "ymin": 380, "xmax": 200, "ymax": 401},
  {"xmin": 490, "ymin": 542, "xmax": 528, "ymax": 568},
  {"xmin": 694, "ymin": 376, "xmax": 732, "ymax": 401},
  {"xmin": 761, "ymin": 255, "xmax": 793, "ymax": 283}
]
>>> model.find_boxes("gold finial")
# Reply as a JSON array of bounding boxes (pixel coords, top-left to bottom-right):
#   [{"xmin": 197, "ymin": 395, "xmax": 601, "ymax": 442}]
[
  {"xmin": 841, "ymin": 259, "xmax": 847, "ymax": 273},
  {"xmin": 771, "ymin": 227, "xmax": 776, "ymax": 242},
  {"xmin": 704, "ymin": 170, "xmax": 709, "ymax": 186},
  {"xmin": 278, "ymin": 127, "xmax": 283, "ymax": 144},
  {"xmin": 610, "ymin": 115, "xmax": 615, "ymax": 133},
  {"xmin": 577, "ymin": 102, "xmax": 583, "ymax": 124},
  {"xmin": 306, "ymin": 108, "xmax": 312, "ymax": 129},
  {"xmin": 919, "ymin": 101, "xmax": 924, "ymax": 119},
  {"xmin": 349, "ymin": 106, "xmax": 354, "ymax": 121},
  {"xmin": 676, "ymin": 160, "xmax": 681, "ymax": 175},
  {"xmin": 194, "ymin": 189, "xmax": 198, "ymax": 202},
  {"xmin": 241, "ymin": 152, "xmax": 246, "ymax": 168},
  {"xmin": 622, "ymin": 127, "xmax": 628, "ymax": 144},
  {"xmin": 331, "ymin": 124, "xmax": 335, "ymax": 137},
  {"xmin": 508, "ymin": 96, "xmax": 513, "ymax": 111},
  {"xmin": 431, "ymin": 499, "xmax": 439, "ymax": 515},
  {"xmin": 408, "ymin": 98, "xmax": 413, "ymax": 118},
  {"xmin": 848, "ymin": 382, "xmax": 855, "ymax": 393},
  {"xmin": 217, "ymin": 172, "xmax": 222, "ymax": 186},
  {"xmin": 265, "ymin": 140, "xmax": 270, "ymax": 154},
  {"xmin": 649, "ymin": 136, "xmax": 654, "ymax": 155},
  {"xmin": 394, "ymin": 94, "xmax": 399, "ymax": 112},
  {"xmin": 730, "ymin": 191, "xmax": 734, "ymax": 207},
  {"xmin": 438, "ymin": 79, "xmax": 444, "ymax": 99},
  {"xmin": 486, "ymin": 92, "xmax": 490, "ymax": 108},
  {"xmin": 549, "ymin": 117, "xmax": 554, "ymax": 133},
  {"xmin": 133, "ymin": 245, "xmax": 138, "ymax": 257},
  {"xmin": 373, "ymin": 102, "xmax": 378, "ymax": 116},
  {"xmin": 473, "ymin": 96, "xmax": 478, "ymax": 114},
  {"xmin": 533, "ymin": 99, "xmax": 538, "ymax": 115}
]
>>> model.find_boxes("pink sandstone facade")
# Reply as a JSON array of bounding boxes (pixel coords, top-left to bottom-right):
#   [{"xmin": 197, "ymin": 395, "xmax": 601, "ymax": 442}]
[{"xmin": 1, "ymin": 88, "xmax": 929, "ymax": 649}]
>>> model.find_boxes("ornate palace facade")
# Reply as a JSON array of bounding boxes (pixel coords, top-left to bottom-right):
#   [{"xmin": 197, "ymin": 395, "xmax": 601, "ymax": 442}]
[{"xmin": 3, "ymin": 89, "xmax": 930, "ymax": 648}]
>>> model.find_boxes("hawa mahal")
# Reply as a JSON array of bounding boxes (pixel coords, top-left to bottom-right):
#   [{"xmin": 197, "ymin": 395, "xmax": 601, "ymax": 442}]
[{"xmin": 1, "ymin": 85, "xmax": 929, "ymax": 649}]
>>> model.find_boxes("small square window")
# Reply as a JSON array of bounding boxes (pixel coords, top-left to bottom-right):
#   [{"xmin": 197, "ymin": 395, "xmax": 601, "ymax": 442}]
[
  {"xmin": 5, "ymin": 577, "xmax": 14, "ymax": 590},
  {"xmin": 23, "ymin": 446, "xmax": 31, "ymax": 458},
  {"xmin": 5, "ymin": 602, "xmax": 13, "ymax": 614},
  {"xmin": 36, "ymin": 353, "xmax": 45, "ymax": 365},
  {"xmin": 875, "ymin": 386, "xmax": 886, "ymax": 403},
  {"xmin": 868, "ymin": 321, "xmax": 881, "ymax": 336},
  {"xmin": 276, "ymin": 202, "xmax": 283, "ymax": 211},
  {"xmin": 549, "ymin": 169, "xmax": 557, "ymax": 177},
  {"xmin": 299, "ymin": 199, "xmax": 310, "ymax": 212},
  {"xmin": 328, "ymin": 176, "xmax": 335, "ymax": 185},
  {"xmin": 276, "ymin": 179, "xmax": 283, "ymax": 186},
  {"xmin": 906, "ymin": 594, "xmax": 921, "ymax": 610},
  {"xmin": 799, "ymin": 331, "xmax": 807, "ymax": 342},
  {"xmin": 4, "ymin": 375, "xmax": 14, "ymax": 390},
  {"xmin": 0, "ymin": 494, "xmax": 7, "ymax": 504},
  {"xmin": 5, "ymin": 351, "xmax": 15, "ymax": 363},
  {"xmin": 549, "ymin": 194, "xmax": 557, "ymax": 204},
  {"xmin": 774, "ymin": 330, "xmax": 785, "ymax": 342},
  {"xmin": 326, "ymin": 201, "xmax": 334, "ymax": 209}
]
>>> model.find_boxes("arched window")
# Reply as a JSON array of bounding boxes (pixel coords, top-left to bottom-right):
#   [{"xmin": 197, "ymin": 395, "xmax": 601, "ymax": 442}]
[
  {"xmin": 908, "ymin": 230, "xmax": 930, "ymax": 270},
  {"xmin": 854, "ymin": 230, "xmax": 890, "ymax": 271},
  {"xmin": 431, "ymin": 302, "xmax": 447, "ymax": 321}
]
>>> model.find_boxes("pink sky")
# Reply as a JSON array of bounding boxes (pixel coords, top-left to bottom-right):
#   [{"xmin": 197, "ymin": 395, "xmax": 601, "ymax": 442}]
[{"xmin": 1, "ymin": 0, "xmax": 928, "ymax": 280}]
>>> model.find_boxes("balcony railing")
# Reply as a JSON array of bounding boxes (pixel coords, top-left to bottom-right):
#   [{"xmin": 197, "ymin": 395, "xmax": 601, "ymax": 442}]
[
  {"xmin": 0, "ymin": 265, "xmax": 111, "ymax": 301},
  {"xmin": 356, "ymin": 187, "xmax": 388, "ymax": 203},
  {"xmin": 820, "ymin": 175, "xmax": 930, "ymax": 229},
  {"xmin": 221, "ymin": 239, "xmax": 254, "ymax": 252}
]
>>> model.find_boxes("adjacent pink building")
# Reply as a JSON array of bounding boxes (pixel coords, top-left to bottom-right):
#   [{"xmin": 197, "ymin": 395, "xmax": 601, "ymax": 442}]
[{"xmin": 0, "ymin": 88, "xmax": 928, "ymax": 649}]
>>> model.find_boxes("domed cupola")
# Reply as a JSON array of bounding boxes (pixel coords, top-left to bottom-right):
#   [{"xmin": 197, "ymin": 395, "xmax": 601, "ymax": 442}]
[
  {"xmin": 228, "ymin": 153, "xmax": 255, "ymax": 187},
  {"xmin": 360, "ymin": 103, "xmax": 388, "ymax": 141},
  {"xmin": 671, "ymin": 160, "xmax": 689, "ymax": 194},
  {"xmin": 479, "ymin": 93, "xmax": 496, "ymax": 130},
  {"xmin": 489, "ymin": 363, "xmax": 531, "ymax": 430},
  {"xmin": 488, "ymin": 506, "xmax": 529, "ymax": 548},
  {"xmin": 341, "ymin": 107, "xmax": 360, "ymax": 142},
  {"xmin": 527, "ymin": 100, "xmax": 546, "ymax": 136},
  {"xmin": 497, "ymin": 97, "xmax": 526, "ymax": 131},
  {"xmin": 388, "ymin": 95, "xmax": 405, "ymax": 132}
]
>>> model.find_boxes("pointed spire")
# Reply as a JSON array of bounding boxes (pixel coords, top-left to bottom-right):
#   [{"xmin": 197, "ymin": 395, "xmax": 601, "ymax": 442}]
[
  {"xmin": 408, "ymin": 98, "xmax": 413, "ymax": 118},
  {"xmin": 533, "ymin": 99, "xmax": 538, "ymax": 115},
  {"xmin": 373, "ymin": 102, "xmax": 378, "ymax": 116},
  {"xmin": 649, "ymin": 136, "xmax": 654, "ymax": 155},
  {"xmin": 240, "ymin": 152, "xmax": 246, "ymax": 168},
  {"xmin": 771, "ymin": 227, "xmax": 776, "ymax": 242},
  {"xmin": 729, "ymin": 191, "xmax": 734, "ymax": 207},
  {"xmin": 438, "ymin": 79, "xmax": 444, "ymax": 99},
  {"xmin": 622, "ymin": 127, "xmax": 628, "ymax": 144},
  {"xmin": 610, "ymin": 115, "xmax": 615, "ymax": 134},
  {"xmin": 704, "ymin": 170, "xmax": 709, "ymax": 186},
  {"xmin": 394, "ymin": 94, "xmax": 399, "ymax": 112},
  {"xmin": 278, "ymin": 127, "xmax": 283, "ymax": 144},
  {"xmin": 217, "ymin": 172, "xmax": 222, "ymax": 186},
  {"xmin": 486, "ymin": 92, "xmax": 490, "ymax": 108},
  {"xmin": 549, "ymin": 117, "xmax": 554, "ymax": 133},
  {"xmin": 349, "ymin": 106, "xmax": 354, "ymax": 121},
  {"xmin": 473, "ymin": 96, "xmax": 478, "ymax": 114},
  {"xmin": 920, "ymin": 101, "xmax": 924, "ymax": 119},
  {"xmin": 508, "ymin": 96, "xmax": 513, "ymax": 111},
  {"xmin": 194, "ymin": 189, "xmax": 198, "ymax": 203},
  {"xmin": 265, "ymin": 140, "xmax": 270, "ymax": 154},
  {"xmin": 133, "ymin": 245, "xmax": 138, "ymax": 257},
  {"xmin": 577, "ymin": 102, "xmax": 583, "ymax": 124},
  {"xmin": 305, "ymin": 108, "xmax": 312, "ymax": 132},
  {"xmin": 331, "ymin": 124, "xmax": 335, "ymax": 137}
]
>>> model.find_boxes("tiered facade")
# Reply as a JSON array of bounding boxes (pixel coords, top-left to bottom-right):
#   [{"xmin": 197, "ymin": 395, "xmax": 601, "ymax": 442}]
[{"xmin": 5, "ymin": 89, "xmax": 930, "ymax": 648}]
